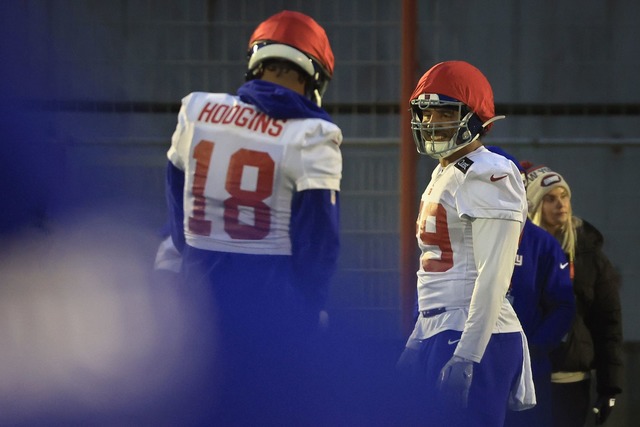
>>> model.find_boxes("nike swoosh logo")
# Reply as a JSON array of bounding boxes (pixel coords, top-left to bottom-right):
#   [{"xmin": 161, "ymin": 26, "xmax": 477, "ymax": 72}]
[
  {"xmin": 448, "ymin": 339, "xmax": 461, "ymax": 345},
  {"xmin": 560, "ymin": 262, "xmax": 569, "ymax": 269},
  {"xmin": 490, "ymin": 174, "xmax": 508, "ymax": 182}
]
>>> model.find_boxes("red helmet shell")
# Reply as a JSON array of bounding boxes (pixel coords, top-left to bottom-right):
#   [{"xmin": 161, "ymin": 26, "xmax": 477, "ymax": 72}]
[
  {"xmin": 249, "ymin": 10, "xmax": 334, "ymax": 77},
  {"xmin": 410, "ymin": 61, "xmax": 495, "ymax": 125}
]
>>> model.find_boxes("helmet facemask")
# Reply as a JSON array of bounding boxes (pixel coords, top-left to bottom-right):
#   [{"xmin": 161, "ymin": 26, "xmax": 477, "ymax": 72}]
[
  {"xmin": 246, "ymin": 41, "xmax": 331, "ymax": 106},
  {"xmin": 410, "ymin": 94, "xmax": 485, "ymax": 159}
]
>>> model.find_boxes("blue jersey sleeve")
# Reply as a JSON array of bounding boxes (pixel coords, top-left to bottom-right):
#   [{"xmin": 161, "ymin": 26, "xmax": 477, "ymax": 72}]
[
  {"xmin": 511, "ymin": 220, "xmax": 575, "ymax": 354},
  {"xmin": 290, "ymin": 189, "xmax": 340, "ymax": 311},
  {"xmin": 165, "ymin": 161, "xmax": 185, "ymax": 253},
  {"xmin": 533, "ymin": 235, "xmax": 575, "ymax": 351}
]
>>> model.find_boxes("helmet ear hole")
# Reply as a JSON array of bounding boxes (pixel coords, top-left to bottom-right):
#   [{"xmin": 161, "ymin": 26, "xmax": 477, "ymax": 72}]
[
  {"xmin": 245, "ymin": 63, "xmax": 264, "ymax": 81},
  {"xmin": 467, "ymin": 113, "xmax": 484, "ymax": 138},
  {"xmin": 455, "ymin": 112, "xmax": 484, "ymax": 146}
]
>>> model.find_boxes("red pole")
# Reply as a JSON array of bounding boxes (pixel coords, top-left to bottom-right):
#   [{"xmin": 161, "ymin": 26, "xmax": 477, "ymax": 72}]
[{"xmin": 399, "ymin": 0, "xmax": 418, "ymax": 337}]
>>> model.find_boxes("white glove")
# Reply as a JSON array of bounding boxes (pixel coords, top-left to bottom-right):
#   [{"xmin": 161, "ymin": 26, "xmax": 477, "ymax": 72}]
[{"xmin": 438, "ymin": 355, "xmax": 474, "ymax": 408}]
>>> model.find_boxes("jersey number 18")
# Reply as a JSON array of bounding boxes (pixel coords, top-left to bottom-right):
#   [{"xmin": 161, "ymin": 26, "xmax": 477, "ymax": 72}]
[{"xmin": 188, "ymin": 139, "xmax": 275, "ymax": 240}]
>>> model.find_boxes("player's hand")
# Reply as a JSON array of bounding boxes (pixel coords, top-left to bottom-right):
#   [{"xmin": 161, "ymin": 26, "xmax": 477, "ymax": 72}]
[
  {"xmin": 438, "ymin": 355, "xmax": 473, "ymax": 408},
  {"xmin": 592, "ymin": 395, "xmax": 616, "ymax": 425}
]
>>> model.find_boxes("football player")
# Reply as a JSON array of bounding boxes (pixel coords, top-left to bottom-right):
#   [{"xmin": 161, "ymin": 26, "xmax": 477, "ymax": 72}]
[
  {"xmin": 397, "ymin": 61, "xmax": 535, "ymax": 426},
  {"xmin": 164, "ymin": 10, "xmax": 341, "ymax": 423}
]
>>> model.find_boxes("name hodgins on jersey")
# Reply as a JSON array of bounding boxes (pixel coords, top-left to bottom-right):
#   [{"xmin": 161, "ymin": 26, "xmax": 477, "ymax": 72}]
[{"xmin": 196, "ymin": 102, "xmax": 285, "ymax": 137}]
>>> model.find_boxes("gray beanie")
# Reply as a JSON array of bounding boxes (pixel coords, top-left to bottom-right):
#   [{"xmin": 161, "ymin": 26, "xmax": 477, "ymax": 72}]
[{"xmin": 524, "ymin": 164, "xmax": 572, "ymax": 214}]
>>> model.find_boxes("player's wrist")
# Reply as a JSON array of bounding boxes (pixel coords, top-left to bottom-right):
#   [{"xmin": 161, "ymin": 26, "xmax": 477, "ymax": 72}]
[{"xmin": 451, "ymin": 355, "xmax": 474, "ymax": 364}]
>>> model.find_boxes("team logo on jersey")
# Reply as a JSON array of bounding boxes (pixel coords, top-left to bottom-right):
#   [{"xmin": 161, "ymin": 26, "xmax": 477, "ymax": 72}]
[
  {"xmin": 454, "ymin": 157, "xmax": 474, "ymax": 174},
  {"xmin": 515, "ymin": 254, "xmax": 523, "ymax": 266}
]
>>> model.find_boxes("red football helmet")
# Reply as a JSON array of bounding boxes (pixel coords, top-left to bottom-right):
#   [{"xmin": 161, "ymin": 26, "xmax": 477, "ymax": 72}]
[
  {"xmin": 246, "ymin": 10, "xmax": 334, "ymax": 106},
  {"xmin": 409, "ymin": 61, "xmax": 504, "ymax": 159}
]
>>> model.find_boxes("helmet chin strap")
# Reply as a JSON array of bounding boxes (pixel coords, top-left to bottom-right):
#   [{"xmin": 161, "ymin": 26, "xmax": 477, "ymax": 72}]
[{"xmin": 430, "ymin": 137, "xmax": 471, "ymax": 159}]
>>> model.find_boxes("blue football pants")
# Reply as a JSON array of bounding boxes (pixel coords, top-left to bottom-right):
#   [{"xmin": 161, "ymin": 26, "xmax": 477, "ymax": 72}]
[{"xmin": 397, "ymin": 330, "xmax": 523, "ymax": 427}]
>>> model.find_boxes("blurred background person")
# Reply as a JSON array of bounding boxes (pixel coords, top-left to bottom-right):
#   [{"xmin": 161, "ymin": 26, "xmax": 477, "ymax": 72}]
[{"xmin": 488, "ymin": 147, "xmax": 575, "ymax": 427}]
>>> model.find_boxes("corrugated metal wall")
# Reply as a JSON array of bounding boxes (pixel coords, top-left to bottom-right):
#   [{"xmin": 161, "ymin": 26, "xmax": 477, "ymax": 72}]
[{"xmin": 2, "ymin": 1, "xmax": 639, "ymax": 425}]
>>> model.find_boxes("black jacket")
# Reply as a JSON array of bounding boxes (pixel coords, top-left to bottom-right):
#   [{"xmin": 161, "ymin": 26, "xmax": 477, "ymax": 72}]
[{"xmin": 550, "ymin": 219, "xmax": 624, "ymax": 396}]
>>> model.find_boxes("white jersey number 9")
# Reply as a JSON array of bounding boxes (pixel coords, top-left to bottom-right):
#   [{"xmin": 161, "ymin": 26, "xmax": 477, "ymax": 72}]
[{"xmin": 418, "ymin": 202, "xmax": 454, "ymax": 272}]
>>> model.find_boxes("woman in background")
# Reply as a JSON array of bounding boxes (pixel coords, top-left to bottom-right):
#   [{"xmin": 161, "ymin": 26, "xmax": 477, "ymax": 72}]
[{"xmin": 523, "ymin": 162, "xmax": 623, "ymax": 426}]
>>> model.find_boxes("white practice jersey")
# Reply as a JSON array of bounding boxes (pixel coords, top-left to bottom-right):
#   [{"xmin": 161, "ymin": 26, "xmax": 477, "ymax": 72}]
[
  {"xmin": 168, "ymin": 92, "xmax": 342, "ymax": 255},
  {"xmin": 409, "ymin": 146, "xmax": 528, "ymax": 361}
]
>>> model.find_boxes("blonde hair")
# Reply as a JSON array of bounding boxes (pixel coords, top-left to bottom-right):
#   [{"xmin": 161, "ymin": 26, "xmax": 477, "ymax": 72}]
[{"xmin": 530, "ymin": 203, "xmax": 582, "ymax": 263}]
